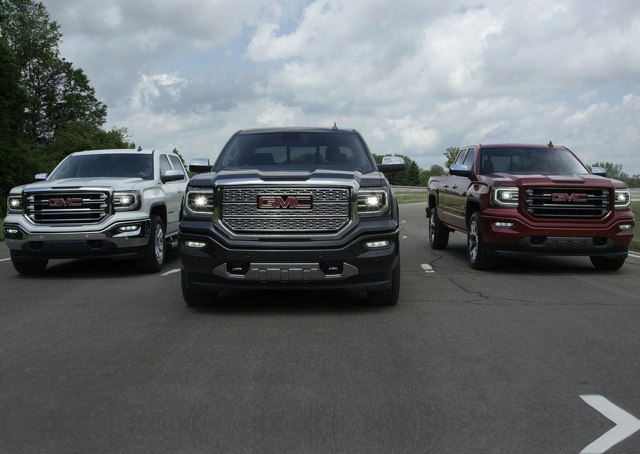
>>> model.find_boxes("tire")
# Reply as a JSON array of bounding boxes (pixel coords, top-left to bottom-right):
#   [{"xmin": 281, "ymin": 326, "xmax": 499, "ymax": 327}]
[
  {"xmin": 590, "ymin": 256, "xmax": 626, "ymax": 271},
  {"xmin": 181, "ymin": 270, "xmax": 218, "ymax": 306},
  {"xmin": 367, "ymin": 258, "xmax": 400, "ymax": 306},
  {"xmin": 11, "ymin": 257, "xmax": 48, "ymax": 275},
  {"xmin": 429, "ymin": 206, "xmax": 449, "ymax": 250},
  {"xmin": 137, "ymin": 215, "xmax": 166, "ymax": 272},
  {"xmin": 467, "ymin": 212, "xmax": 496, "ymax": 270}
]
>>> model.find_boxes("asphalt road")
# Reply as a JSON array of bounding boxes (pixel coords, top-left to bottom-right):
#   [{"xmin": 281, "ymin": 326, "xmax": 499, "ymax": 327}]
[{"xmin": 1, "ymin": 202, "xmax": 639, "ymax": 454}]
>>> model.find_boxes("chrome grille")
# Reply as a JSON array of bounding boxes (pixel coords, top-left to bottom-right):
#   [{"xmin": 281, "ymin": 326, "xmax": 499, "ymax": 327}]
[
  {"xmin": 221, "ymin": 187, "xmax": 350, "ymax": 233},
  {"xmin": 524, "ymin": 187, "xmax": 610, "ymax": 218},
  {"xmin": 25, "ymin": 190, "xmax": 110, "ymax": 224}
]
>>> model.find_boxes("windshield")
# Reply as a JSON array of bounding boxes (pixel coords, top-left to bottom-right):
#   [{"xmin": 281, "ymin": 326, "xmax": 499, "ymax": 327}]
[
  {"xmin": 49, "ymin": 154, "xmax": 154, "ymax": 180},
  {"xmin": 479, "ymin": 147, "xmax": 589, "ymax": 175},
  {"xmin": 214, "ymin": 132, "xmax": 375, "ymax": 173}
]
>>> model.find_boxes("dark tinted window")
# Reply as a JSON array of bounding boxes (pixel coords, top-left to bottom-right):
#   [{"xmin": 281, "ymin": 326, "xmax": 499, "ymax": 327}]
[
  {"xmin": 454, "ymin": 149, "xmax": 468, "ymax": 166},
  {"xmin": 49, "ymin": 154, "xmax": 154, "ymax": 180},
  {"xmin": 168, "ymin": 155, "xmax": 186, "ymax": 179},
  {"xmin": 215, "ymin": 132, "xmax": 374, "ymax": 173},
  {"xmin": 462, "ymin": 149, "xmax": 475, "ymax": 173},
  {"xmin": 480, "ymin": 148, "xmax": 588, "ymax": 174}
]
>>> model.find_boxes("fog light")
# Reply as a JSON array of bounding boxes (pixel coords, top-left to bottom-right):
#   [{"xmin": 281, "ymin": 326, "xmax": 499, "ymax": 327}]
[
  {"xmin": 366, "ymin": 240, "xmax": 390, "ymax": 248},
  {"xmin": 619, "ymin": 224, "xmax": 633, "ymax": 231},
  {"xmin": 6, "ymin": 228, "xmax": 19, "ymax": 234},
  {"xmin": 493, "ymin": 222, "xmax": 515, "ymax": 228},
  {"xmin": 185, "ymin": 240, "xmax": 207, "ymax": 248},
  {"xmin": 118, "ymin": 225, "xmax": 139, "ymax": 232}
]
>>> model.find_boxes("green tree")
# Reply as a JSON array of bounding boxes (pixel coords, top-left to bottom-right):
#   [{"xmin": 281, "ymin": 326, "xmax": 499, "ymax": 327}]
[
  {"xmin": 373, "ymin": 153, "xmax": 422, "ymax": 186},
  {"xmin": 444, "ymin": 147, "xmax": 460, "ymax": 169},
  {"xmin": 0, "ymin": 0, "xmax": 107, "ymax": 144},
  {"xmin": 419, "ymin": 164, "xmax": 445, "ymax": 186},
  {"xmin": 591, "ymin": 162, "xmax": 630, "ymax": 182},
  {"xmin": 0, "ymin": 38, "xmax": 32, "ymax": 215}
]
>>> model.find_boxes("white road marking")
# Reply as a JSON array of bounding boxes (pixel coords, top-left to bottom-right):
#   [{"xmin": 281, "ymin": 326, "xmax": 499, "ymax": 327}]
[
  {"xmin": 0, "ymin": 258, "xmax": 11, "ymax": 262},
  {"xmin": 580, "ymin": 395, "xmax": 640, "ymax": 454},
  {"xmin": 402, "ymin": 236, "xmax": 408, "ymax": 239},
  {"xmin": 628, "ymin": 252, "xmax": 640, "ymax": 260},
  {"xmin": 421, "ymin": 264, "xmax": 434, "ymax": 273},
  {"xmin": 162, "ymin": 268, "xmax": 180, "ymax": 276}
]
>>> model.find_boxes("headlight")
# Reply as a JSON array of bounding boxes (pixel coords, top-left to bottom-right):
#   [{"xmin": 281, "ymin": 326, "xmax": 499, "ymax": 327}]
[
  {"xmin": 186, "ymin": 189, "xmax": 215, "ymax": 216},
  {"xmin": 7, "ymin": 195, "xmax": 23, "ymax": 214},
  {"xmin": 358, "ymin": 188, "xmax": 390, "ymax": 216},
  {"xmin": 491, "ymin": 186, "xmax": 519, "ymax": 207},
  {"xmin": 614, "ymin": 189, "xmax": 631, "ymax": 209},
  {"xmin": 113, "ymin": 191, "xmax": 141, "ymax": 211}
]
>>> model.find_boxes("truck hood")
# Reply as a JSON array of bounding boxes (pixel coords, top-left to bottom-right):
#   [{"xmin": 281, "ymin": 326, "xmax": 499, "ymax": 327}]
[
  {"xmin": 488, "ymin": 173, "xmax": 626, "ymax": 189},
  {"xmin": 15, "ymin": 177, "xmax": 148, "ymax": 192},
  {"xmin": 189, "ymin": 168, "xmax": 387, "ymax": 188}
]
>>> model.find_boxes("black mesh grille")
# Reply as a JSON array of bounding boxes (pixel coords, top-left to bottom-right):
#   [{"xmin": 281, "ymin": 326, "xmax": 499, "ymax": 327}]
[
  {"xmin": 524, "ymin": 187, "xmax": 610, "ymax": 218},
  {"xmin": 221, "ymin": 187, "xmax": 350, "ymax": 233}
]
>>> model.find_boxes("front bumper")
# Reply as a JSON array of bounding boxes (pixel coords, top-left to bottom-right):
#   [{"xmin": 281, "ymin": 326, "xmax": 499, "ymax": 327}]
[
  {"xmin": 481, "ymin": 208, "xmax": 634, "ymax": 258},
  {"xmin": 179, "ymin": 222, "xmax": 400, "ymax": 293},
  {"xmin": 3, "ymin": 218, "xmax": 151, "ymax": 261}
]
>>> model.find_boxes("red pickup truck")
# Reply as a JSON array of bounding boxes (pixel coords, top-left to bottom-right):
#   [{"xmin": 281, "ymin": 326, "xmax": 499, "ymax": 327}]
[{"xmin": 427, "ymin": 143, "xmax": 635, "ymax": 270}]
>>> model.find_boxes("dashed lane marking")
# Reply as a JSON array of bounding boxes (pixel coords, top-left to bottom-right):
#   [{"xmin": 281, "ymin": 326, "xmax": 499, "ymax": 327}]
[
  {"xmin": 162, "ymin": 268, "xmax": 180, "ymax": 276},
  {"xmin": 0, "ymin": 258, "xmax": 11, "ymax": 262},
  {"xmin": 421, "ymin": 264, "xmax": 435, "ymax": 273},
  {"xmin": 402, "ymin": 236, "xmax": 408, "ymax": 239},
  {"xmin": 628, "ymin": 252, "xmax": 640, "ymax": 260}
]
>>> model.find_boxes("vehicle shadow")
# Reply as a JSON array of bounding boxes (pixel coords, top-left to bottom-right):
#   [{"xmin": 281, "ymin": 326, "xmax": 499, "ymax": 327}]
[
  {"xmin": 18, "ymin": 249, "xmax": 181, "ymax": 280},
  {"xmin": 438, "ymin": 242, "xmax": 626, "ymax": 275},
  {"xmin": 186, "ymin": 289, "xmax": 388, "ymax": 314}
]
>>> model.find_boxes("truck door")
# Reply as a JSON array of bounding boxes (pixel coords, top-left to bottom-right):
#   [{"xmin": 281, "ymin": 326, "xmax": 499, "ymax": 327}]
[
  {"xmin": 441, "ymin": 149, "xmax": 471, "ymax": 229},
  {"xmin": 161, "ymin": 154, "xmax": 186, "ymax": 234}
]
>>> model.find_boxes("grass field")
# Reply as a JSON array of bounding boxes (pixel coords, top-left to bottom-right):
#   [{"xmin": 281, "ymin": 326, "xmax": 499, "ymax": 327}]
[{"xmin": 393, "ymin": 189, "xmax": 427, "ymax": 204}]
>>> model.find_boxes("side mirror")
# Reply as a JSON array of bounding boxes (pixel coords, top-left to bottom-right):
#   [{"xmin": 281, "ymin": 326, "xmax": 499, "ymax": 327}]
[
  {"xmin": 161, "ymin": 169, "xmax": 185, "ymax": 183},
  {"xmin": 378, "ymin": 156, "xmax": 406, "ymax": 173},
  {"xmin": 35, "ymin": 173, "xmax": 48, "ymax": 181},
  {"xmin": 189, "ymin": 158, "xmax": 212, "ymax": 174},
  {"xmin": 450, "ymin": 164, "xmax": 473, "ymax": 178},
  {"xmin": 591, "ymin": 166, "xmax": 607, "ymax": 177}
]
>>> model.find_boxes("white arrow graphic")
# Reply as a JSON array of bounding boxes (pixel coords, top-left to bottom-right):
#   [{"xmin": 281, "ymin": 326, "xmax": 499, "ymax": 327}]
[{"xmin": 580, "ymin": 395, "xmax": 640, "ymax": 454}]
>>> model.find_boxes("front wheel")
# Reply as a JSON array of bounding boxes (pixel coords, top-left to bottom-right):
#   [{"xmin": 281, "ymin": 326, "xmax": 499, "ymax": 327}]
[
  {"xmin": 467, "ymin": 212, "xmax": 496, "ymax": 270},
  {"xmin": 590, "ymin": 256, "xmax": 626, "ymax": 271},
  {"xmin": 181, "ymin": 270, "xmax": 218, "ymax": 306},
  {"xmin": 367, "ymin": 258, "xmax": 400, "ymax": 306},
  {"xmin": 137, "ymin": 215, "xmax": 166, "ymax": 272},
  {"xmin": 429, "ymin": 206, "xmax": 449, "ymax": 250}
]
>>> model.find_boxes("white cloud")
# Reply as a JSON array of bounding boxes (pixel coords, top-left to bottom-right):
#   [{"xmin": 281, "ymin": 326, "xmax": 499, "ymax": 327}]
[{"xmin": 38, "ymin": 0, "xmax": 640, "ymax": 175}]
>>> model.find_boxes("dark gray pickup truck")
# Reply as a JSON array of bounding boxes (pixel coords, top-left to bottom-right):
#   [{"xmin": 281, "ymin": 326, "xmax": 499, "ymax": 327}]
[{"xmin": 179, "ymin": 127, "xmax": 405, "ymax": 306}]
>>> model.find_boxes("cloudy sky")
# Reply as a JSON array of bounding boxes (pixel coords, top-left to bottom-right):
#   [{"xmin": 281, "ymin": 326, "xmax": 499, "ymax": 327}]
[{"xmin": 40, "ymin": 0, "xmax": 640, "ymax": 175}]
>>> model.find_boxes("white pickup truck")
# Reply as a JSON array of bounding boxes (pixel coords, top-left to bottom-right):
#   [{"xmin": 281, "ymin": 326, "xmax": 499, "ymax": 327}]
[{"xmin": 3, "ymin": 149, "xmax": 188, "ymax": 275}]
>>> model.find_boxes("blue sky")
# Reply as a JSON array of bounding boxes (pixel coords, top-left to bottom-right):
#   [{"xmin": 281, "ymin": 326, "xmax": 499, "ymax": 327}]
[{"xmin": 41, "ymin": 0, "xmax": 640, "ymax": 175}]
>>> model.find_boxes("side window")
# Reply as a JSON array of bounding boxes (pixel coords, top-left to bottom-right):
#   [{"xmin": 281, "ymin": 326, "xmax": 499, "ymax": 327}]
[
  {"xmin": 462, "ymin": 148, "xmax": 475, "ymax": 173},
  {"xmin": 159, "ymin": 155, "xmax": 172, "ymax": 175},
  {"xmin": 168, "ymin": 155, "xmax": 186, "ymax": 179},
  {"xmin": 454, "ymin": 149, "xmax": 468, "ymax": 166}
]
